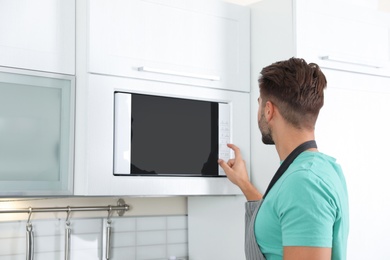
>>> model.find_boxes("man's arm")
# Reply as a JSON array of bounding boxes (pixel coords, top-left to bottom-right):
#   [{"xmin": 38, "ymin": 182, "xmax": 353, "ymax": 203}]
[{"xmin": 284, "ymin": 246, "xmax": 331, "ymax": 260}]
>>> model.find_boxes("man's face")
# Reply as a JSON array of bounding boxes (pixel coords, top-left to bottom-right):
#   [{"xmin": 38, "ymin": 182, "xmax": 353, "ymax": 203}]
[{"xmin": 258, "ymin": 95, "xmax": 274, "ymax": 145}]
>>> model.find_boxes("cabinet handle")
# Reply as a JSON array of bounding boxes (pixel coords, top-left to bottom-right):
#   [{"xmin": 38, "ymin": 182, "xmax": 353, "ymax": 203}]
[
  {"xmin": 137, "ymin": 66, "xmax": 220, "ymax": 81},
  {"xmin": 320, "ymin": 55, "xmax": 385, "ymax": 68}
]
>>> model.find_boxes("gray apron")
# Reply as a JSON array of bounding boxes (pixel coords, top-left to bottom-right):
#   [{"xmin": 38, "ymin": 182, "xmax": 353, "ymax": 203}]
[
  {"xmin": 244, "ymin": 140, "xmax": 318, "ymax": 260},
  {"xmin": 245, "ymin": 199, "xmax": 266, "ymax": 260}
]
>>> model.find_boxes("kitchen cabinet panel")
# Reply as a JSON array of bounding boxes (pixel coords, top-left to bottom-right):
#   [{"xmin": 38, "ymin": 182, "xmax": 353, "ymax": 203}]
[
  {"xmin": 0, "ymin": 0, "xmax": 75, "ymax": 75},
  {"xmin": 296, "ymin": 0, "xmax": 390, "ymax": 76},
  {"xmin": 250, "ymin": 0, "xmax": 390, "ymax": 78},
  {"xmin": 73, "ymin": 0, "xmax": 251, "ymax": 196},
  {"xmin": 88, "ymin": 0, "xmax": 250, "ymax": 92},
  {"xmin": 0, "ymin": 68, "xmax": 74, "ymax": 196},
  {"xmin": 315, "ymin": 69, "xmax": 390, "ymax": 260}
]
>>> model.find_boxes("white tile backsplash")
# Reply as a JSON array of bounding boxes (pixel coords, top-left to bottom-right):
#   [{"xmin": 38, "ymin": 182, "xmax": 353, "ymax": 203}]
[
  {"xmin": 167, "ymin": 243, "xmax": 188, "ymax": 258},
  {"xmin": 167, "ymin": 216, "xmax": 187, "ymax": 230},
  {"xmin": 110, "ymin": 231, "xmax": 137, "ymax": 247},
  {"xmin": 137, "ymin": 230, "xmax": 166, "ymax": 246},
  {"xmin": 167, "ymin": 230, "xmax": 188, "ymax": 244},
  {"xmin": 0, "ymin": 215, "xmax": 188, "ymax": 260},
  {"xmin": 111, "ymin": 246, "xmax": 137, "ymax": 260},
  {"xmin": 137, "ymin": 244, "xmax": 167, "ymax": 259},
  {"xmin": 136, "ymin": 217, "xmax": 167, "ymax": 231}
]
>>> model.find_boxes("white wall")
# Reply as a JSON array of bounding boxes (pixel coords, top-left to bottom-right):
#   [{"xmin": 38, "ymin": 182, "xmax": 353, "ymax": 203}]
[{"xmin": 379, "ymin": 0, "xmax": 390, "ymax": 11}]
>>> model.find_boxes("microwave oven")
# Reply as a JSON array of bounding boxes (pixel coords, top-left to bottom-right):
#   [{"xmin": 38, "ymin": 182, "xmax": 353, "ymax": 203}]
[
  {"xmin": 114, "ymin": 92, "xmax": 230, "ymax": 177},
  {"xmin": 74, "ymin": 74, "xmax": 250, "ymax": 195}
]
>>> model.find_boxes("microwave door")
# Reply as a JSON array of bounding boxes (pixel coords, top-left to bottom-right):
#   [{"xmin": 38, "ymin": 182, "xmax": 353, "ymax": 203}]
[
  {"xmin": 114, "ymin": 93, "xmax": 132, "ymax": 175},
  {"xmin": 114, "ymin": 92, "xmax": 228, "ymax": 177}
]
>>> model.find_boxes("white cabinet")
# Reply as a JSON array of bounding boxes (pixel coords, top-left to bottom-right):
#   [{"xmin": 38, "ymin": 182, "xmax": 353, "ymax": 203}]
[
  {"xmin": 88, "ymin": 0, "xmax": 250, "ymax": 92},
  {"xmin": 315, "ymin": 69, "xmax": 390, "ymax": 260},
  {"xmin": 0, "ymin": 0, "xmax": 75, "ymax": 75},
  {"xmin": 250, "ymin": 0, "xmax": 390, "ymax": 77},
  {"xmin": 296, "ymin": 0, "xmax": 390, "ymax": 76},
  {"xmin": 0, "ymin": 68, "xmax": 75, "ymax": 196},
  {"xmin": 73, "ymin": 0, "xmax": 252, "ymax": 196}
]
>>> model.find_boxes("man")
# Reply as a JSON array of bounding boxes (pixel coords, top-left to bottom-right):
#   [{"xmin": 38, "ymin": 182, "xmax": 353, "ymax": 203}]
[{"xmin": 218, "ymin": 58, "xmax": 349, "ymax": 260}]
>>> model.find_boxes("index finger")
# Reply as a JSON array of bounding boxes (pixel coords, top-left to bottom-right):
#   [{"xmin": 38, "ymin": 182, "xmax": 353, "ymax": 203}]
[
  {"xmin": 218, "ymin": 159, "xmax": 232, "ymax": 175},
  {"xmin": 227, "ymin": 143, "xmax": 242, "ymax": 160}
]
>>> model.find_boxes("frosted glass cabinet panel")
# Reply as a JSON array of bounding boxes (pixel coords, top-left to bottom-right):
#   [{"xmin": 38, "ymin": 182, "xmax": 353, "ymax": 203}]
[{"xmin": 0, "ymin": 68, "xmax": 74, "ymax": 195}]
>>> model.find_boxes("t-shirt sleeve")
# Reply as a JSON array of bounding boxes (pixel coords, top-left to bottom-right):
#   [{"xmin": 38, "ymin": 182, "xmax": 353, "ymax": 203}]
[{"xmin": 274, "ymin": 170, "xmax": 337, "ymax": 247}]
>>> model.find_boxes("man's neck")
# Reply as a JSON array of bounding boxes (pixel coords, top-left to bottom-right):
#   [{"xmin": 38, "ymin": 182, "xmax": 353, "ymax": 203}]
[{"xmin": 274, "ymin": 128, "xmax": 317, "ymax": 161}]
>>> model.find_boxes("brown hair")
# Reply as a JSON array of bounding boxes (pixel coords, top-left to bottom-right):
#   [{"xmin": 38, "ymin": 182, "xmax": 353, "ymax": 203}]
[{"xmin": 259, "ymin": 57, "xmax": 327, "ymax": 130}]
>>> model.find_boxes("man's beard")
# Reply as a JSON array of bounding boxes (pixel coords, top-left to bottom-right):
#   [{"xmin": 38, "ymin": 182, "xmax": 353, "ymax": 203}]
[{"xmin": 258, "ymin": 112, "xmax": 275, "ymax": 145}]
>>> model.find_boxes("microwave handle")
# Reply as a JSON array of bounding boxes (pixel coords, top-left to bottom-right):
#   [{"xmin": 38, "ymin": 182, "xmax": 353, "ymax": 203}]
[{"xmin": 137, "ymin": 66, "xmax": 220, "ymax": 81}]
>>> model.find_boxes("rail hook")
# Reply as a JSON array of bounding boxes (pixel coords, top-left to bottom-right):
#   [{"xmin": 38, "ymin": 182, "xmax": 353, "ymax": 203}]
[
  {"xmin": 107, "ymin": 206, "xmax": 113, "ymax": 225},
  {"xmin": 65, "ymin": 206, "xmax": 72, "ymax": 226},
  {"xmin": 26, "ymin": 207, "xmax": 33, "ymax": 230}
]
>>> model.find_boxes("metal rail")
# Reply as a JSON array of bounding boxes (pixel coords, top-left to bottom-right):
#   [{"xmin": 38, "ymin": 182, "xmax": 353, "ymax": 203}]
[{"xmin": 0, "ymin": 199, "xmax": 130, "ymax": 217}]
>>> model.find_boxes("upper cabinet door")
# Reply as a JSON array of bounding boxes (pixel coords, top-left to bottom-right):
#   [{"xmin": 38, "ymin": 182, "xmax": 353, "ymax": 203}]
[
  {"xmin": 250, "ymin": 0, "xmax": 390, "ymax": 77},
  {"xmin": 0, "ymin": 0, "xmax": 75, "ymax": 75},
  {"xmin": 88, "ymin": 0, "xmax": 250, "ymax": 92},
  {"xmin": 295, "ymin": 0, "xmax": 390, "ymax": 76},
  {"xmin": 0, "ymin": 68, "xmax": 75, "ymax": 196}
]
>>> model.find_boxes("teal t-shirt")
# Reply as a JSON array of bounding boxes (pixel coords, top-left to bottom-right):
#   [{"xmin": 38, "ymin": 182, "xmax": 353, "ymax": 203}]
[{"xmin": 254, "ymin": 151, "xmax": 349, "ymax": 260}]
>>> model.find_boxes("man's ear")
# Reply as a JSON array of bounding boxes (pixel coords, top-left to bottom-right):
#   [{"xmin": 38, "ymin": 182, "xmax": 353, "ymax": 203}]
[{"xmin": 265, "ymin": 100, "xmax": 275, "ymax": 122}]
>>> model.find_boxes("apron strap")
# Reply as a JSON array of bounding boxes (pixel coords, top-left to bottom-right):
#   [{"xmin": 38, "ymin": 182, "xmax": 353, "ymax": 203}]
[{"xmin": 263, "ymin": 140, "xmax": 317, "ymax": 199}]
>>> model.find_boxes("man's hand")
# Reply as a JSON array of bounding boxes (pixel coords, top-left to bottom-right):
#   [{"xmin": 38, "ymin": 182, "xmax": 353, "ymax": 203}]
[{"xmin": 218, "ymin": 144, "xmax": 262, "ymax": 201}]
